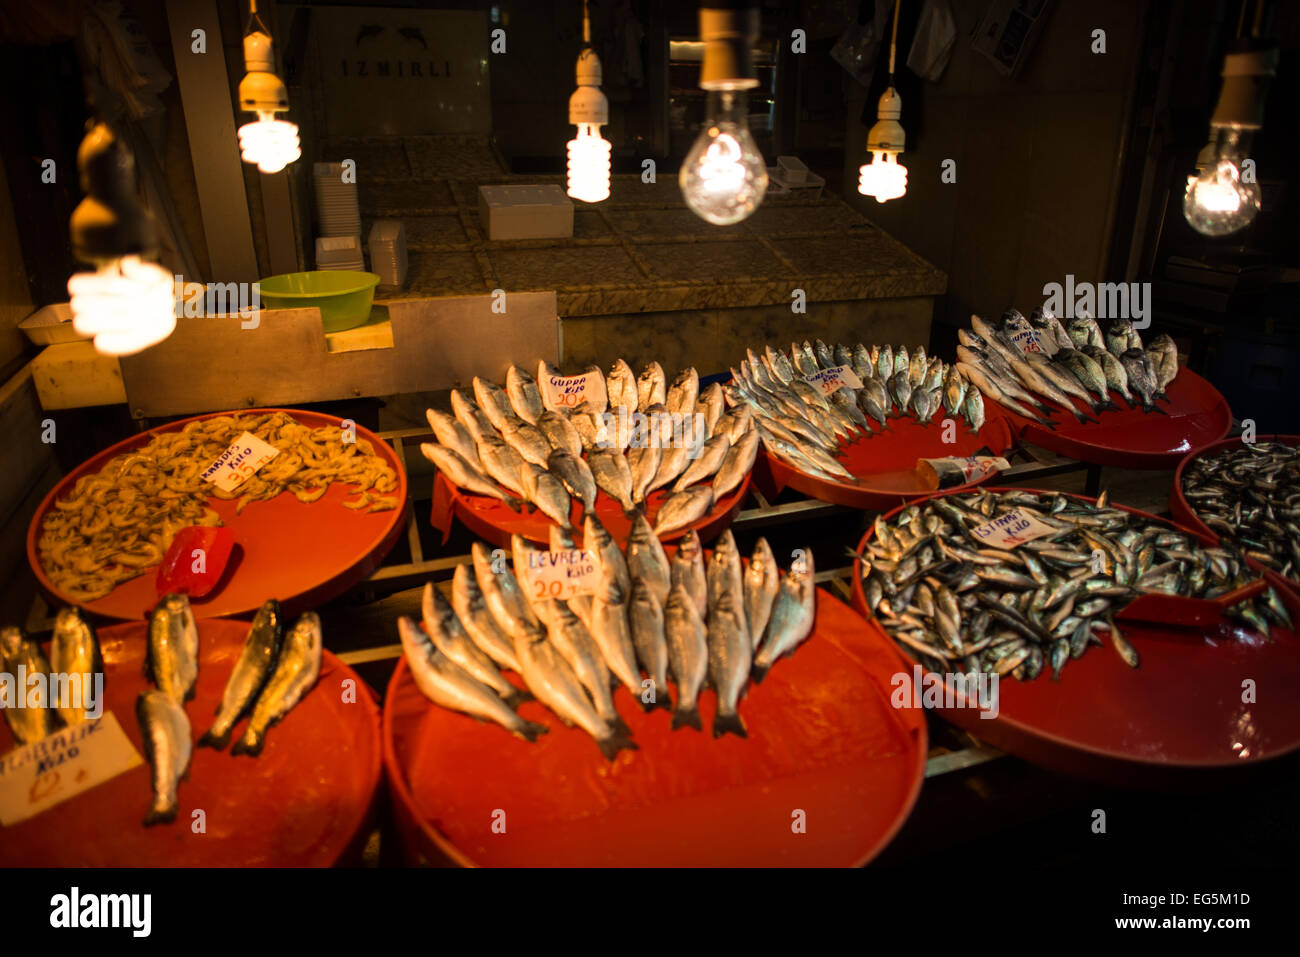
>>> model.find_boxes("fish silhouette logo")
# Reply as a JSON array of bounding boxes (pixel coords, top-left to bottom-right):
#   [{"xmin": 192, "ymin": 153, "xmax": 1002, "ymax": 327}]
[
  {"xmin": 355, "ymin": 24, "xmax": 384, "ymax": 46},
  {"xmin": 399, "ymin": 26, "xmax": 429, "ymax": 50}
]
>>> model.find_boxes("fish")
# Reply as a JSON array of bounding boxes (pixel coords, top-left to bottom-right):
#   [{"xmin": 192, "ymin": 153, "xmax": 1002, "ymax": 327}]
[
  {"xmin": 712, "ymin": 427, "xmax": 759, "ymax": 500},
  {"xmin": 546, "ymin": 448, "xmax": 597, "ymax": 516},
  {"xmin": 1029, "ymin": 307, "xmax": 1073, "ymax": 351},
  {"xmin": 653, "ymin": 485, "xmax": 714, "ymax": 536},
  {"xmin": 629, "ymin": 578, "xmax": 672, "ymax": 711},
  {"xmin": 451, "ymin": 564, "xmax": 521, "ymax": 672},
  {"xmin": 497, "ymin": 365, "xmax": 539, "ymax": 424},
  {"xmin": 1119, "ymin": 348, "xmax": 1164, "ymax": 413},
  {"xmin": 671, "ymin": 528, "xmax": 709, "ymax": 618},
  {"xmin": 231, "ymin": 612, "xmax": 322, "ymax": 757},
  {"xmin": 955, "ymin": 361, "xmax": 1057, "ymax": 429},
  {"xmin": 588, "ymin": 449, "xmax": 638, "ymax": 517},
  {"xmin": 1066, "ymin": 315, "xmax": 1105, "ymax": 350},
  {"xmin": 646, "ymin": 430, "xmax": 694, "ymax": 496},
  {"xmin": 1104, "ymin": 320, "xmax": 1132, "ymax": 359},
  {"xmin": 398, "ymin": 617, "xmax": 546, "ymax": 742},
  {"xmin": 471, "ymin": 540, "xmax": 541, "ymax": 638},
  {"xmin": 50, "ymin": 607, "xmax": 103, "ymax": 727},
  {"xmin": 876, "ymin": 343, "xmax": 894, "ymax": 381},
  {"xmin": 501, "ymin": 418, "xmax": 553, "ymax": 467},
  {"xmin": 942, "ymin": 365, "xmax": 967, "ymax": 417},
  {"xmin": 627, "ymin": 512, "xmax": 671, "ymax": 607},
  {"xmin": 698, "ymin": 382, "xmax": 726, "ymax": 436},
  {"xmin": 199, "ymin": 599, "xmax": 282, "ymax": 749},
  {"xmin": 422, "ymin": 582, "xmax": 528, "ymax": 707},
  {"xmin": 665, "ymin": 367, "xmax": 700, "ymax": 418},
  {"xmin": 473, "ymin": 376, "xmax": 519, "ymax": 432},
  {"xmin": 814, "ymin": 339, "xmax": 835, "ymax": 369},
  {"xmin": 421, "ymin": 442, "xmax": 524, "ymax": 510},
  {"xmin": 147, "ymin": 593, "xmax": 199, "ymax": 704},
  {"xmin": 519, "ymin": 463, "xmax": 573, "ymax": 529},
  {"xmin": 1055, "ymin": 348, "xmax": 1119, "ymax": 411},
  {"xmin": 0, "ymin": 626, "xmax": 56, "ymax": 744},
  {"xmin": 606, "ymin": 358, "xmax": 638, "ymax": 411},
  {"xmin": 137, "ymin": 690, "xmax": 192, "ymax": 826},
  {"xmin": 536, "ymin": 410, "xmax": 583, "ymax": 458},
  {"xmin": 587, "ymin": 567, "xmax": 645, "ymax": 703},
  {"xmin": 672, "ymin": 432, "xmax": 730, "ymax": 491},
  {"xmin": 627, "ymin": 440, "xmax": 662, "ymax": 505},
  {"xmin": 963, "ymin": 384, "xmax": 986, "ymax": 432},
  {"xmin": 1082, "ymin": 345, "xmax": 1138, "ymax": 408},
  {"xmin": 584, "ymin": 512, "xmax": 629, "ymax": 595},
  {"xmin": 888, "ymin": 369, "xmax": 914, "ymax": 418},
  {"xmin": 664, "ymin": 584, "xmax": 709, "ymax": 730},
  {"xmin": 475, "ymin": 433, "xmax": 530, "ymax": 496},
  {"xmin": 425, "ymin": 408, "xmax": 482, "ymax": 469},
  {"xmin": 707, "ymin": 529, "xmax": 746, "ymax": 622},
  {"xmin": 753, "ymin": 551, "xmax": 817, "ymax": 681},
  {"xmin": 764, "ymin": 345, "xmax": 795, "ymax": 384},
  {"xmin": 637, "ymin": 361, "xmax": 667, "ymax": 411},
  {"xmin": 707, "ymin": 588, "xmax": 751, "ymax": 738},
  {"xmin": 743, "ymin": 537, "xmax": 780, "ymax": 650},
  {"xmin": 1146, "ymin": 334, "xmax": 1179, "ymax": 395},
  {"xmin": 790, "ymin": 341, "xmax": 817, "ymax": 377},
  {"xmin": 721, "ymin": 405, "xmax": 754, "ymax": 446},
  {"xmin": 450, "ymin": 389, "xmax": 497, "ymax": 445},
  {"xmin": 513, "ymin": 618, "xmax": 637, "ymax": 760},
  {"xmin": 539, "ymin": 598, "xmax": 628, "ymax": 733}
]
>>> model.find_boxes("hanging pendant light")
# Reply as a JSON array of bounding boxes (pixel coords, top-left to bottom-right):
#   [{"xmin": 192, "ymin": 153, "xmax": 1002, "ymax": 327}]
[
  {"xmin": 237, "ymin": 1, "xmax": 301, "ymax": 174},
  {"xmin": 566, "ymin": 0, "xmax": 611, "ymax": 203},
  {"xmin": 858, "ymin": 0, "xmax": 907, "ymax": 204}
]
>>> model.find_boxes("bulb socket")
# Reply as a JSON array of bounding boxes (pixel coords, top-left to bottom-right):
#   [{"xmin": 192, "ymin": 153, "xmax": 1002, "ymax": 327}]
[
  {"xmin": 69, "ymin": 122, "xmax": 157, "ymax": 263},
  {"xmin": 866, "ymin": 87, "xmax": 905, "ymax": 153},
  {"xmin": 1210, "ymin": 47, "xmax": 1278, "ymax": 131},
  {"xmin": 699, "ymin": 7, "xmax": 760, "ymax": 91}
]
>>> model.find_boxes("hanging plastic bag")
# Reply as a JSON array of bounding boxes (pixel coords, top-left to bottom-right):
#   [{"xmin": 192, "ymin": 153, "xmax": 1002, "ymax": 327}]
[{"xmin": 907, "ymin": 0, "xmax": 958, "ymax": 82}]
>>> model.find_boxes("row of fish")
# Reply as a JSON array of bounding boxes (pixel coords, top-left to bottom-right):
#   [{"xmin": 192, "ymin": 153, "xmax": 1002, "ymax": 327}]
[
  {"xmin": 1182, "ymin": 441, "xmax": 1300, "ymax": 581},
  {"xmin": 726, "ymin": 340, "xmax": 988, "ymax": 482},
  {"xmin": 956, "ymin": 310, "xmax": 1179, "ymax": 428},
  {"xmin": 399, "ymin": 514, "xmax": 818, "ymax": 758},
  {"xmin": 857, "ymin": 489, "xmax": 1291, "ymax": 681},
  {"xmin": 421, "ymin": 359, "xmax": 760, "ymax": 536},
  {"xmin": 0, "ymin": 607, "xmax": 103, "ymax": 745}
]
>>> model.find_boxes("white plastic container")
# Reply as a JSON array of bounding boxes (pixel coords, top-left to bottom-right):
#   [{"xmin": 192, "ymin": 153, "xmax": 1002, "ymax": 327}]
[{"xmin": 478, "ymin": 185, "xmax": 574, "ymax": 241}]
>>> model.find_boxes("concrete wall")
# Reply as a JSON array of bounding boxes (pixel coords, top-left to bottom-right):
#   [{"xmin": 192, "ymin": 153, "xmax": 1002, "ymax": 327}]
[{"xmin": 843, "ymin": 0, "xmax": 1145, "ymax": 336}]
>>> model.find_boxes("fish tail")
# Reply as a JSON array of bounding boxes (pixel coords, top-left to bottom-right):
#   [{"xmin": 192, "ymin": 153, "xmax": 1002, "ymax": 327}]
[
  {"xmin": 596, "ymin": 730, "xmax": 639, "ymax": 761},
  {"xmin": 1070, "ymin": 408, "xmax": 1094, "ymax": 425},
  {"xmin": 1035, "ymin": 416, "xmax": 1059, "ymax": 431},
  {"xmin": 198, "ymin": 724, "xmax": 232, "ymax": 750},
  {"xmin": 671, "ymin": 706, "xmax": 702, "ymax": 731},
  {"xmin": 750, "ymin": 662, "xmax": 769, "ymax": 683},
  {"xmin": 1156, "ymin": 391, "xmax": 1171, "ymax": 404},
  {"xmin": 230, "ymin": 728, "xmax": 265, "ymax": 758},
  {"xmin": 1097, "ymin": 398, "xmax": 1120, "ymax": 412},
  {"xmin": 712, "ymin": 709, "xmax": 748, "ymax": 739},
  {"xmin": 143, "ymin": 802, "xmax": 178, "ymax": 827},
  {"xmin": 503, "ymin": 495, "xmax": 525, "ymax": 512},
  {"xmin": 507, "ymin": 685, "xmax": 535, "ymax": 705},
  {"xmin": 516, "ymin": 720, "xmax": 549, "ymax": 743},
  {"xmin": 623, "ymin": 503, "xmax": 643, "ymax": 521},
  {"xmin": 650, "ymin": 693, "xmax": 673, "ymax": 713}
]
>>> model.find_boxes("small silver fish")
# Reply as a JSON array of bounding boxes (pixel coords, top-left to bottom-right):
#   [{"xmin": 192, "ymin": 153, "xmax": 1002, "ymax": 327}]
[
  {"xmin": 627, "ymin": 512, "xmax": 671, "ymax": 607},
  {"xmin": 199, "ymin": 599, "xmax": 282, "ymax": 750},
  {"xmin": 232, "ymin": 612, "xmax": 322, "ymax": 757},
  {"xmin": 0, "ymin": 626, "xmax": 56, "ymax": 744},
  {"xmin": 422, "ymin": 582, "xmax": 527, "ymax": 707},
  {"xmin": 629, "ymin": 577, "xmax": 672, "ymax": 711},
  {"xmin": 451, "ymin": 564, "xmax": 521, "ymax": 672},
  {"xmin": 506, "ymin": 365, "xmax": 544, "ymax": 424},
  {"xmin": 753, "ymin": 551, "xmax": 816, "ymax": 681},
  {"xmin": 671, "ymin": 528, "xmax": 709, "ymax": 619},
  {"xmin": 50, "ymin": 607, "xmax": 103, "ymax": 727},
  {"xmin": 664, "ymin": 584, "xmax": 708, "ymax": 731},
  {"xmin": 137, "ymin": 689, "xmax": 192, "ymax": 826},
  {"xmin": 652, "ymin": 485, "xmax": 713, "ymax": 536},
  {"xmin": 147, "ymin": 593, "xmax": 199, "ymax": 704},
  {"xmin": 707, "ymin": 589, "xmax": 751, "ymax": 738},
  {"xmin": 743, "ymin": 537, "xmax": 780, "ymax": 650}
]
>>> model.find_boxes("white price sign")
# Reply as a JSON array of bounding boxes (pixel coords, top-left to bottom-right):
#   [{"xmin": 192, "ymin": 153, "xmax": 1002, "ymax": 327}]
[
  {"xmin": 804, "ymin": 365, "xmax": 863, "ymax": 397},
  {"xmin": 200, "ymin": 431, "xmax": 280, "ymax": 493},
  {"xmin": 524, "ymin": 549, "xmax": 600, "ymax": 600},
  {"xmin": 970, "ymin": 507, "xmax": 1057, "ymax": 549},
  {"xmin": 542, "ymin": 370, "xmax": 602, "ymax": 411},
  {"xmin": 0, "ymin": 712, "xmax": 142, "ymax": 825},
  {"xmin": 1009, "ymin": 327, "xmax": 1056, "ymax": 357}
]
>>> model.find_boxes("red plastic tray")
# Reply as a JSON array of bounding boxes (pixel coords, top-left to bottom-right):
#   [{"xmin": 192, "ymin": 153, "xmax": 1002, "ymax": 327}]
[
  {"xmin": 754, "ymin": 411, "xmax": 1017, "ymax": 511},
  {"xmin": 0, "ymin": 619, "xmax": 381, "ymax": 866},
  {"xmin": 998, "ymin": 367, "xmax": 1232, "ymax": 469},
  {"xmin": 27, "ymin": 409, "xmax": 408, "ymax": 621},
  {"xmin": 383, "ymin": 588, "xmax": 926, "ymax": 867},
  {"xmin": 1170, "ymin": 434, "xmax": 1300, "ymax": 599},
  {"xmin": 850, "ymin": 486, "xmax": 1300, "ymax": 785},
  {"xmin": 429, "ymin": 468, "xmax": 752, "ymax": 547}
]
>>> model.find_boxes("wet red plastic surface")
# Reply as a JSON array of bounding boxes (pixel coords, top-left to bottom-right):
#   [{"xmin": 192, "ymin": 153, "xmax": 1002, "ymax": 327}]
[
  {"xmin": 0, "ymin": 619, "xmax": 381, "ymax": 866},
  {"xmin": 155, "ymin": 526, "xmax": 235, "ymax": 598},
  {"xmin": 756, "ymin": 411, "xmax": 1017, "ymax": 511},
  {"xmin": 383, "ymin": 589, "xmax": 926, "ymax": 867},
  {"xmin": 429, "ymin": 469, "xmax": 752, "ymax": 547},
  {"xmin": 850, "ymin": 487, "xmax": 1300, "ymax": 783},
  {"xmin": 1000, "ymin": 368, "xmax": 1232, "ymax": 468},
  {"xmin": 27, "ymin": 409, "xmax": 408, "ymax": 621}
]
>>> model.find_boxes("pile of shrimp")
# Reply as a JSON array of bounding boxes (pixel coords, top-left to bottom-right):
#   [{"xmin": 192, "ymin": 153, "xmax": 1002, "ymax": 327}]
[{"xmin": 39, "ymin": 412, "xmax": 399, "ymax": 602}]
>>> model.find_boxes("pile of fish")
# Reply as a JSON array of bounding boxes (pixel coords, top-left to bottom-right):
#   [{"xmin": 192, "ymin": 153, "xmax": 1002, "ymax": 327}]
[
  {"xmin": 955, "ymin": 309, "xmax": 1179, "ymax": 428},
  {"xmin": 858, "ymin": 489, "xmax": 1291, "ymax": 681},
  {"xmin": 1182, "ymin": 441, "xmax": 1300, "ymax": 581},
  {"xmin": 726, "ymin": 340, "xmax": 987, "ymax": 482},
  {"xmin": 398, "ymin": 515, "xmax": 818, "ymax": 758},
  {"xmin": 0, "ymin": 607, "xmax": 103, "ymax": 746},
  {"xmin": 421, "ymin": 360, "xmax": 759, "ymax": 536}
]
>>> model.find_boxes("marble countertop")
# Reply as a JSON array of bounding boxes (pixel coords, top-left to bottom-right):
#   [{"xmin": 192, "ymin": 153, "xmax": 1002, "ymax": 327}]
[{"xmin": 328, "ymin": 136, "xmax": 948, "ymax": 317}]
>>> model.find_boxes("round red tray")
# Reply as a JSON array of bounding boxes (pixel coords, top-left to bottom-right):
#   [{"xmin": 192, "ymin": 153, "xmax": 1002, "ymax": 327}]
[
  {"xmin": 383, "ymin": 587, "xmax": 926, "ymax": 867},
  {"xmin": 850, "ymin": 486, "xmax": 1300, "ymax": 785},
  {"xmin": 27, "ymin": 409, "xmax": 408, "ymax": 621},
  {"xmin": 1170, "ymin": 434, "xmax": 1300, "ymax": 599},
  {"xmin": 430, "ymin": 469, "xmax": 752, "ymax": 547},
  {"xmin": 754, "ymin": 410, "xmax": 1017, "ymax": 511},
  {"xmin": 998, "ymin": 367, "xmax": 1232, "ymax": 469},
  {"xmin": 0, "ymin": 618, "xmax": 381, "ymax": 866}
]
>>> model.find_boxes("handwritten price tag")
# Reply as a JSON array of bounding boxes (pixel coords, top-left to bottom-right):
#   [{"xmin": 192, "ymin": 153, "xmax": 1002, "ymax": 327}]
[
  {"xmin": 1009, "ymin": 327, "xmax": 1056, "ymax": 357},
  {"xmin": 970, "ymin": 507, "xmax": 1057, "ymax": 549},
  {"xmin": 543, "ymin": 370, "xmax": 602, "ymax": 411},
  {"xmin": 952, "ymin": 455, "xmax": 1011, "ymax": 482},
  {"xmin": 0, "ymin": 712, "xmax": 142, "ymax": 826},
  {"xmin": 524, "ymin": 549, "xmax": 600, "ymax": 600},
  {"xmin": 804, "ymin": 365, "xmax": 863, "ymax": 397},
  {"xmin": 200, "ymin": 431, "xmax": 280, "ymax": 493}
]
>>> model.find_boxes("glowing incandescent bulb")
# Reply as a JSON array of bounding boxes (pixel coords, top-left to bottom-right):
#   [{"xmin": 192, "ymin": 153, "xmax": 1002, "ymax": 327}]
[
  {"xmin": 859, "ymin": 86, "xmax": 907, "ymax": 203},
  {"xmin": 680, "ymin": 90, "xmax": 767, "ymax": 225},
  {"xmin": 69, "ymin": 257, "xmax": 176, "ymax": 357},
  {"xmin": 237, "ymin": 26, "xmax": 300, "ymax": 174},
  {"xmin": 1183, "ymin": 129, "xmax": 1260, "ymax": 237},
  {"xmin": 567, "ymin": 46, "xmax": 610, "ymax": 204}
]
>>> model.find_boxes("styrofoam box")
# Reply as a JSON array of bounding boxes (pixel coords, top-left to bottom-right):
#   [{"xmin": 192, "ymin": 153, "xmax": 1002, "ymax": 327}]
[{"xmin": 478, "ymin": 185, "xmax": 574, "ymax": 241}]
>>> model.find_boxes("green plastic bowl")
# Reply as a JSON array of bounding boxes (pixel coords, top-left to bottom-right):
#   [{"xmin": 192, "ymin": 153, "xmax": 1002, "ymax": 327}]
[{"xmin": 258, "ymin": 270, "xmax": 380, "ymax": 333}]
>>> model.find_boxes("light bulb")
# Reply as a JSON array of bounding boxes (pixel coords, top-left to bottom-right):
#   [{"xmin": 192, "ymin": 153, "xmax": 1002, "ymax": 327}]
[
  {"xmin": 858, "ymin": 150, "xmax": 908, "ymax": 203},
  {"xmin": 1183, "ymin": 129, "xmax": 1259, "ymax": 236},
  {"xmin": 68, "ymin": 256, "xmax": 176, "ymax": 356},
  {"xmin": 238, "ymin": 111, "xmax": 301, "ymax": 174},
  {"xmin": 680, "ymin": 90, "xmax": 767, "ymax": 225},
  {"xmin": 567, "ymin": 123, "xmax": 611, "ymax": 203}
]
